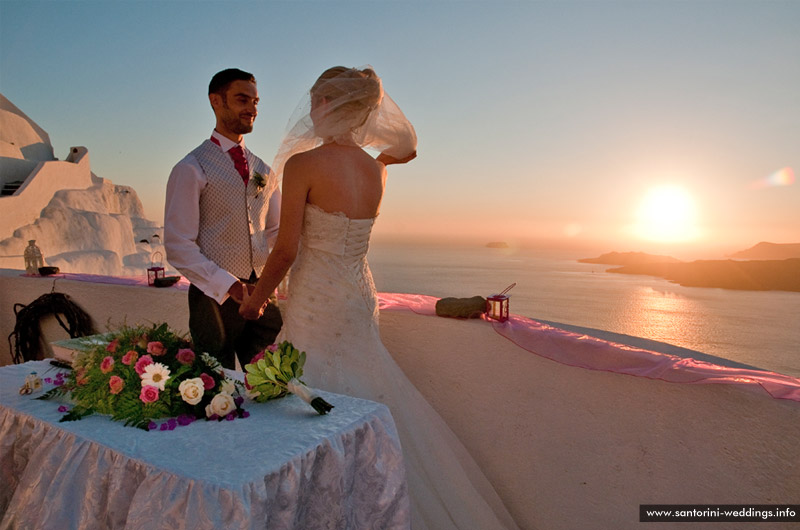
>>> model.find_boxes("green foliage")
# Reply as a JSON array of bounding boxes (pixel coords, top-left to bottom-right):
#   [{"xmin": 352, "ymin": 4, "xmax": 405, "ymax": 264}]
[
  {"xmin": 35, "ymin": 385, "xmax": 70, "ymax": 401},
  {"xmin": 244, "ymin": 341, "xmax": 307, "ymax": 403}
]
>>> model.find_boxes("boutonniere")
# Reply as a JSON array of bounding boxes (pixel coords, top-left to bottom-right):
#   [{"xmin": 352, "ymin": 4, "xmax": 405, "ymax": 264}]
[
  {"xmin": 252, "ymin": 172, "xmax": 266, "ymax": 191},
  {"xmin": 251, "ymin": 172, "xmax": 267, "ymax": 199}
]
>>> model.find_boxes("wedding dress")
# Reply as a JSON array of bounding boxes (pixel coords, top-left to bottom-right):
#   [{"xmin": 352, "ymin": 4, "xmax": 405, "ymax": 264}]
[{"xmin": 278, "ymin": 203, "xmax": 520, "ymax": 530}]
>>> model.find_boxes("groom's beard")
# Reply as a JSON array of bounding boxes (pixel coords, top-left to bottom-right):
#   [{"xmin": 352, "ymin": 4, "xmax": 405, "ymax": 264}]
[
  {"xmin": 221, "ymin": 101, "xmax": 255, "ymax": 134},
  {"xmin": 221, "ymin": 113, "xmax": 255, "ymax": 135}
]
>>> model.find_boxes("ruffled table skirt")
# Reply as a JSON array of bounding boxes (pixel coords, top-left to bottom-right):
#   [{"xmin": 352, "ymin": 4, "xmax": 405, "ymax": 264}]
[{"xmin": 0, "ymin": 361, "xmax": 409, "ymax": 530}]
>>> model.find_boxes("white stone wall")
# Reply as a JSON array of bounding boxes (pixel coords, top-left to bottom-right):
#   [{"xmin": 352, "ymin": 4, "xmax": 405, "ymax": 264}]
[
  {"xmin": 0, "ymin": 92, "xmax": 55, "ymax": 188},
  {"xmin": 0, "ymin": 94, "xmax": 164, "ymax": 277},
  {"xmin": 0, "ymin": 148, "xmax": 94, "ymax": 243}
]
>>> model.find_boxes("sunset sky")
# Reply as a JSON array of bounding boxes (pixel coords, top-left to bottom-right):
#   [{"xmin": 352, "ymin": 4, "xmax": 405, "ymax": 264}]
[{"xmin": 2, "ymin": 1, "xmax": 798, "ymax": 258}]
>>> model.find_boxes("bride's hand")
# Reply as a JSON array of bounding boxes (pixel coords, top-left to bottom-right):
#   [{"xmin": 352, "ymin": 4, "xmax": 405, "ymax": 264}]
[
  {"xmin": 377, "ymin": 150, "xmax": 416, "ymax": 166},
  {"xmin": 239, "ymin": 287, "xmax": 265, "ymax": 320}
]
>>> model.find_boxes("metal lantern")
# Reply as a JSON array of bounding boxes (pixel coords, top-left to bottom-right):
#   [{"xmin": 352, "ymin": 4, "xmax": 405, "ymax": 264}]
[
  {"xmin": 24, "ymin": 240, "xmax": 44, "ymax": 275},
  {"xmin": 147, "ymin": 251, "xmax": 165, "ymax": 286},
  {"xmin": 486, "ymin": 283, "xmax": 515, "ymax": 323}
]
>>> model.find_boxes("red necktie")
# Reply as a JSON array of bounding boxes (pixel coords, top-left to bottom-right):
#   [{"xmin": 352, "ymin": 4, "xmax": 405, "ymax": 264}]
[
  {"xmin": 210, "ymin": 136, "xmax": 249, "ymax": 185},
  {"xmin": 229, "ymin": 145, "xmax": 250, "ymax": 185}
]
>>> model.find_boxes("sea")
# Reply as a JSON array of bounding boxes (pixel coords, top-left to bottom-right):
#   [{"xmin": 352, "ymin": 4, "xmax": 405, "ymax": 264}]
[{"xmin": 367, "ymin": 242, "xmax": 800, "ymax": 379}]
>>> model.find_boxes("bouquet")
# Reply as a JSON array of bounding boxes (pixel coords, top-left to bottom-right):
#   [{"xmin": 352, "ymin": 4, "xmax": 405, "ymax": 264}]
[
  {"xmin": 244, "ymin": 341, "xmax": 333, "ymax": 415},
  {"xmin": 38, "ymin": 323, "xmax": 247, "ymax": 430}
]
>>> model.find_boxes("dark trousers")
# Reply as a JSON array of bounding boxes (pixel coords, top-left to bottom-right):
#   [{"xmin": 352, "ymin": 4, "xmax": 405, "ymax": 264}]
[{"xmin": 188, "ymin": 282, "xmax": 282, "ymax": 370}]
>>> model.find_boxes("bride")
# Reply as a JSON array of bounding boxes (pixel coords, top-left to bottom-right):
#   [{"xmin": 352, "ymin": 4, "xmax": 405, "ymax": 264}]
[{"xmin": 240, "ymin": 66, "xmax": 520, "ymax": 530}]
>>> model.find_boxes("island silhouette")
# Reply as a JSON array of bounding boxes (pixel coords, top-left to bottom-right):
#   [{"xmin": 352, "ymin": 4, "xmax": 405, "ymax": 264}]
[{"xmin": 580, "ymin": 243, "xmax": 800, "ymax": 292}]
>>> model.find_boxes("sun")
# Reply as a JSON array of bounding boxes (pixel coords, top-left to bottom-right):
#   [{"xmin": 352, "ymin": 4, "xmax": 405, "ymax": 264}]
[{"xmin": 634, "ymin": 185, "xmax": 698, "ymax": 242}]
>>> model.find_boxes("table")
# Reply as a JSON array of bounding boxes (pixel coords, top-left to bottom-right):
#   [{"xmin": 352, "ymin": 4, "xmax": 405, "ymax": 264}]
[{"xmin": 0, "ymin": 361, "xmax": 410, "ymax": 529}]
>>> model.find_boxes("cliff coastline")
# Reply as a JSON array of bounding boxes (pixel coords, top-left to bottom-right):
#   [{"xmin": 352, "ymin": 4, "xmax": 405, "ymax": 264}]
[{"xmin": 580, "ymin": 245, "xmax": 800, "ymax": 292}]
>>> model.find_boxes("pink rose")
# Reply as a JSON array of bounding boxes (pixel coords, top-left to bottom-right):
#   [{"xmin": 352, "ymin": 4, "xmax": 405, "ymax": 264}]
[
  {"xmin": 267, "ymin": 344, "xmax": 278, "ymax": 352},
  {"xmin": 250, "ymin": 351, "xmax": 265, "ymax": 364},
  {"xmin": 105, "ymin": 338, "xmax": 119, "ymax": 353},
  {"xmin": 122, "ymin": 350, "xmax": 138, "ymax": 365},
  {"xmin": 109, "ymin": 375, "xmax": 125, "ymax": 394},
  {"xmin": 147, "ymin": 341, "xmax": 166, "ymax": 356},
  {"xmin": 176, "ymin": 348, "xmax": 195, "ymax": 366},
  {"xmin": 200, "ymin": 373, "xmax": 215, "ymax": 390},
  {"xmin": 100, "ymin": 356, "xmax": 115, "ymax": 374},
  {"xmin": 134, "ymin": 354, "xmax": 154, "ymax": 375},
  {"xmin": 139, "ymin": 385, "xmax": 159, "ymax": 403}
]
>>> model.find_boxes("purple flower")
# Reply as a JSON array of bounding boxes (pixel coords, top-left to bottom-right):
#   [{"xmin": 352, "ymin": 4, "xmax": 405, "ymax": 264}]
[
  {"xmin": 44, "ymin": 377, "xmax": 52, "ymax": 384},
  {"xmin": 58, "ymin": 405, "xmax": 69, "ymax": 413},
  {"xmin": 148, "ymin": 421, "xmax": 157, "ymax": 431},
  {"xmin": 208, "ymin": 414, "xmax": 219, "ymax": 421},
  {"xmin": 234, "ymin": 396, "xmax": 244, "ymax": 407},
  {"xmin": 177, "ymin": 414, "xmax": 195, "ymax": 426},
  {"xmin": 242, "ymin": 410, "xmax": 250, "ymax": 418},
  {"xmin": 159, "ymin": 423, "xmax": 169, "ymax": 431},
  {"xmin": 167, "ymin": 418, "xmax": 177, "ymax": 430},
  {"xmin": 225, "ymin": 412, "xmax": 236, "ymax": 421}
]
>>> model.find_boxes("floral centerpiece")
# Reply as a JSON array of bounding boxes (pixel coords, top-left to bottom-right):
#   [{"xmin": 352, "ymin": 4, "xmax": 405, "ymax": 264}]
[
  {"xmin": 244, "ymin": 341, "xmax": 333, "ymax": 415},
  {"xmin": 38, "ymin": 323, "xmax": 247, "ymax": 430}
]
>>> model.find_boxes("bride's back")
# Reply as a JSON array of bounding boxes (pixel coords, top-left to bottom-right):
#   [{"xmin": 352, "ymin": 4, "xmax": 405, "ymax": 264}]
[{"xmin": 300, "ymin": 143, "xmax": 387, "ymax": 220}]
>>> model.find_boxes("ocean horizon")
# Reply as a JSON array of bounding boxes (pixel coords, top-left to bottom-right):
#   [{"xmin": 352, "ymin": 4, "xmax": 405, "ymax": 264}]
[{"xmin": 367, "ymin": 241, "xmax": 800, "ymax": 379}]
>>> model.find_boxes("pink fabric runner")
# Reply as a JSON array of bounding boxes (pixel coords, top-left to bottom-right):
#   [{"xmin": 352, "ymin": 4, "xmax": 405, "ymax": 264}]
[
  {"xmin": 21, "ymin": 274, "xmax": 800, "ymax": 402},
  {"xmin": 377, "ymin": 292, "xmax": 800, "ymax": 403}
]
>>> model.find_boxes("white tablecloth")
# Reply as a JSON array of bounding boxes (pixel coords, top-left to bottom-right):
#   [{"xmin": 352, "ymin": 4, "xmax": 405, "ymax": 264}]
[{"xmin": 0, "ymin": 361, "xmax": 409, "ymax": 529}]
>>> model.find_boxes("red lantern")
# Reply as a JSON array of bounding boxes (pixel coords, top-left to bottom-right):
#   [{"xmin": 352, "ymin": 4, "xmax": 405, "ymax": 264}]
[
  {"xmin": 147, "ymin": 251, "xmax": 165, "ymax": 286},
  {"xmin": 486, "ymin": 283, "xmax": 515, "ymax": 322}
]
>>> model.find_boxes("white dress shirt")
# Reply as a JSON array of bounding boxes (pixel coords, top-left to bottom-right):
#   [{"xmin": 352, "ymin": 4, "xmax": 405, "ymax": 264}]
[{"xmin": 164, "ymin": 130, "xmax": 281, "ymax": 304}]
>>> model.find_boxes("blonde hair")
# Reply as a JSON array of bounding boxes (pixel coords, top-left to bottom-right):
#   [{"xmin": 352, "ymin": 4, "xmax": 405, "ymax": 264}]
[{"xmin": 311, "ymin": 67, "xmax": 382, "ymax": 126}]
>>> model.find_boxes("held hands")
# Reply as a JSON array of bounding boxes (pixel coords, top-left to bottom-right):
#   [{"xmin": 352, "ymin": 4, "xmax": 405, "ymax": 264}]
[{"xmin": 239, "ymin": 284, "xmax": 267, "ymax": 320}]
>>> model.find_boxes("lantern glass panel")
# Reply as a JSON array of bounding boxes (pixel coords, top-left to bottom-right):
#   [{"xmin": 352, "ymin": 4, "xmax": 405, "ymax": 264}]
[
  {"xmin": 147, "ymin": 266, "xmax": 165, "ymax": 286},
  {"xmin": 486, "ymin": 294, "xmax": 509, "ymax": 322}
]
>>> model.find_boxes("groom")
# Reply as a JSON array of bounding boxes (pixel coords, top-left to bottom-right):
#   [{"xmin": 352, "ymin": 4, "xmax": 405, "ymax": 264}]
[{"xmin": 164, "ymin": 68, "xmax": 282, "ymax": 369}]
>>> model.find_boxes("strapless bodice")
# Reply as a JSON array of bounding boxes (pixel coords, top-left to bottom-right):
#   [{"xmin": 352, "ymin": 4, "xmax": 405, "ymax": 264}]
[{"xmin": 301, "ymin": 203, "xmax": 376, "ymax": 261}]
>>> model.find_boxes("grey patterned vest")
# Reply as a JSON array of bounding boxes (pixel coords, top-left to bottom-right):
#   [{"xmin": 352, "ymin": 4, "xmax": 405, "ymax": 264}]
[{"xmin": 190, "ymin": 140, "xmax": 278, "ymax": 279}]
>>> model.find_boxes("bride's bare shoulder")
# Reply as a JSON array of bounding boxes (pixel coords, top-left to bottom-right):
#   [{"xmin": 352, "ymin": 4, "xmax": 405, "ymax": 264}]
[
  {"xmin": 284, "ymin": 148, "xmax": 325, "ymax": 175},
  {"xmin": 288, "ymin": 144, "xmax": 379, "ymax": 172}
]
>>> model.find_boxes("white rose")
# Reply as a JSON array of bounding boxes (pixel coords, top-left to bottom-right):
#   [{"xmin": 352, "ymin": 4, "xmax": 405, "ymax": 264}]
[
  {"xmin": 178, "ymin": 377, "xmax": 205, "ymax": 405},
  {"xmin": 220, "ymin": 378, "xmax": 236, "ymax": 395},
  {"xmin": 205, "ymin": 392, "xmax": 236, "ymax": 418}
]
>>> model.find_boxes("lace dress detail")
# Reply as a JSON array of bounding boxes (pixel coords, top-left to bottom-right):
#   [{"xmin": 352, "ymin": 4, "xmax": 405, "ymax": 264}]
[{"xmin": 278, "ymin": 203, "xmax": 519, "ymax": 530}]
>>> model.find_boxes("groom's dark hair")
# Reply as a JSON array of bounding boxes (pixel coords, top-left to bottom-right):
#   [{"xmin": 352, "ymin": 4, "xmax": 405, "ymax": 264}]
[{"xmin": 209, "ymin": 68, "xmax": 256, "ymax": 96}]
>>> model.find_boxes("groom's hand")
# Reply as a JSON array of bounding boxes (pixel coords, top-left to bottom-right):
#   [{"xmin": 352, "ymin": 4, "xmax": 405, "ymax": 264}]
[{"xmin": 227, "ymin": 281, "xmax": 247, "ymax": 304}]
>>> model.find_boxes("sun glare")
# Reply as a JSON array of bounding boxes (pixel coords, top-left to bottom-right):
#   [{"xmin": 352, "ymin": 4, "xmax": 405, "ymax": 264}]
[{"xmin": 635, "ymin": 185, "xmax": 698, "ymax": 242}]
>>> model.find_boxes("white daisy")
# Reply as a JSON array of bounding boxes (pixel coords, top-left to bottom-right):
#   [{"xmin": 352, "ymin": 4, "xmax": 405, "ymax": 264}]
[{"xmin": 140, "ymin": 362, "xmax": 171, "ymax": 391}]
